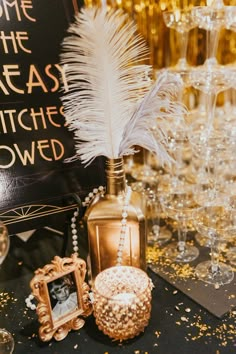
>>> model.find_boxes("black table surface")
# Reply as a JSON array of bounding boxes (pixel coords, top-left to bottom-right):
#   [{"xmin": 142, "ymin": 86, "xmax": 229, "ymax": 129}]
[{"xmin": 1, "ymin": 227, "xmax": 236, "ymax": 354}]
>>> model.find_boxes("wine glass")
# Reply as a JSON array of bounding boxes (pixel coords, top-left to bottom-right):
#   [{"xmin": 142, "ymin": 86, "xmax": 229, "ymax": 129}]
[
  {"xmin": 0, "ymin": 222, "xmax": 10, "ymax": 266},
  {"xmin": 0, "ymin": 328, "xmax": 14, "ymax": 354},
  {"xmin": 194, "ymin": 205, "xmax": 235, "ymax": 287},
  {"xmin": 163, "ymin": 9, "xmax": 197, "ymax": 71},
  {"xmin": 159, "ymin": 179, "xmax": 200, "ymax": 263}
]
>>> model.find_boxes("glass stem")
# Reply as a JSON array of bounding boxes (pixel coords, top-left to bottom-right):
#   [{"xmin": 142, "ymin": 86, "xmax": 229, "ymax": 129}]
[
  {"xmin": 206, "ymin": 28, "xmax": 220, "ymax": 64},
  {"xmin": 177, "ymin": 219, "xmax": 187, "ymax": 253},
  {"xmin": 178, "ymin": 31, "xmax": 188, "ymax": 68},
  {"xmin": 206, "ymin": 92, "xmax": 217, "ymax": 136},
  {"xmin": 149, "ymin": 195, "xmax": 160, "ymax": 241},
  {"xmin": 204, "ymin": 92, "xmax": 217, "ymax": 185},
  {"xmin": 210, "ymin": 233, "xmax": 220, "ymax": 274}
]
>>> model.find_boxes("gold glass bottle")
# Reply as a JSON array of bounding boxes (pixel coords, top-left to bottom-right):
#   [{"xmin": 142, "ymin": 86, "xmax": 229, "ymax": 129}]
[{"xmin": 84, "ymin": 157, "xmax": 146, "ymax": 283}]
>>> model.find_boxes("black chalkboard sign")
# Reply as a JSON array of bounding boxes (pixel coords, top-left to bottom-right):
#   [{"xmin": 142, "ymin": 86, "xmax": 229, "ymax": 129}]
[{"xmin": 0, "ymin": 0, "xmax": 105, "ymax": 234}]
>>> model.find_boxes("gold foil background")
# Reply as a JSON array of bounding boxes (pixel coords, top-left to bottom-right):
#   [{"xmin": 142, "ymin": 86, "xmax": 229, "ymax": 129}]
[{"xmin": 83, "ymin": 0, "xmax": 236, "ymax": 70}]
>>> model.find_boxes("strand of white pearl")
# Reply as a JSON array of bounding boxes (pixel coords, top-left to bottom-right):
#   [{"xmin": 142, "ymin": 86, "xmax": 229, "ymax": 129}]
[{"xmin": 116, "ymin": 186, "xmax": 131, "ymax": 266}]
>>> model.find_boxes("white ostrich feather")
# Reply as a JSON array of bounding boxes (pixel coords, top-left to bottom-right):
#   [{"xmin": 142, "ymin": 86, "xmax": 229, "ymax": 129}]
[
  {"xmin": 60, "ymin": 7, "xmax": 186, "ymax": 166},
  {"xmin": 120, "ymin": 70, "xmax": 186, "ymax": 165}
]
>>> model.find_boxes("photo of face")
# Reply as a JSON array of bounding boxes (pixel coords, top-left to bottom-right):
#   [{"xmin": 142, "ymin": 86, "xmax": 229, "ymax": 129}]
[
  {"xmin": 48, "ymin": 273, "xmax": 78, "ymax": 321},
  {"xmin": 50, "ymin": 281, "xmax": 70, "ymax": 303}
]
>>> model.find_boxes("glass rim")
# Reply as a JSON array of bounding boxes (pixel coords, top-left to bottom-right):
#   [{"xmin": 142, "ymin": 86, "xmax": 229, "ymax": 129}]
[
  {"xmin": 0, "ymin": 328, "xmax": 14, "ymax": 345},
  {"xmin": 93, "ymin": 265, "xmax": 150, "ymax": 300}
]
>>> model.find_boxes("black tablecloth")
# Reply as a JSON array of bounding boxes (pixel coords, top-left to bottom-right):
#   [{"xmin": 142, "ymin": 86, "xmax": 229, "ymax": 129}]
[{"xmin": 1, "ymin": 227, "xmax": 235, "ymax": 354}]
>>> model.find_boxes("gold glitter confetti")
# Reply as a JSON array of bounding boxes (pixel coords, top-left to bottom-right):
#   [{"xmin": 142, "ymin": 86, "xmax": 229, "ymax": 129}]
[
  {"xmin": 172, "ymin": 309, "xmax": 236, "ymax": 347},
  {"xmin": 0, "ymin": 292, "xmax": 17, "ymax": 310},
  {"xmin": 181, "ymin": 316, "xmax": 189, "ymax": 322}
]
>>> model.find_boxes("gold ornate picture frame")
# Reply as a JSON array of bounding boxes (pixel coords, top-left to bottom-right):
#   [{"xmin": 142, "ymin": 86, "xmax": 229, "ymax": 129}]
[{"xmin": 30, "ymin": 254, "xmax": 92, "ymax": 341}]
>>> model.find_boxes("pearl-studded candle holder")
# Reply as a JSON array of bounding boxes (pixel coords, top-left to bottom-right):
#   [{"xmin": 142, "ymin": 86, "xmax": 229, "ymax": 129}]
[{"xmin": 92, "ymin": 266, "xmax": 153, "ymax": 342}]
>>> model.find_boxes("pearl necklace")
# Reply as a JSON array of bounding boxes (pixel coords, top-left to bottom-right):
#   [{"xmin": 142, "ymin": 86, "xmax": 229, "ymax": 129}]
[
  {"xmin": 116, "ymin": 185, "xmax": 131, "ymax": 266},
  {"xmin": 25, "ymin": 184, "xmax": 130, "ymax": 310},
  {"xmin": 71, "ymin": 186, "xmax": 105, "ymax": 257}
]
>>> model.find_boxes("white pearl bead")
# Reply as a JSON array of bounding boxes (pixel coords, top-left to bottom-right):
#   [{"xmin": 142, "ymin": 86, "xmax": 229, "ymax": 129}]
[
  {"xmin": 74, "ymin": 211, "xmax": 79, "ymax": 217},
  {"xmin": 73, "ymin": 246, "xmax": 79, "ymax": 252},
  {"xmin": 71, "ymin": 223, "xmax": 76, "ymax": 229},
  {"xmin": 71, "ymin": 217, "xmax": 76, "ymax": 223},
  {"xmin": 72, "ymin": 229, "xmax": 77, "ymax": 235},
  {"xmin": 72, "ymin": 235, "xmax": 77, "ymax": 240},
  {"xmin": 72, "ymin": 240, "xmax": 78, "ymax": 246}
]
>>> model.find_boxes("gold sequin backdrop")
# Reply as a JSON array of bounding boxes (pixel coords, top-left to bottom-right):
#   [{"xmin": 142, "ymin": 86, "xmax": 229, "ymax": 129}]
[{"xmin": 83, "ymin": 0, "xmax": 236, "ymax": 71}]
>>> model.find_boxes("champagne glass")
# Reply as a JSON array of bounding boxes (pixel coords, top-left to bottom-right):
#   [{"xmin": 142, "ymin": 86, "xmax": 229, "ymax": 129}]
[
  {"xmin": 167, "ymin": 127, "xmax": 192, "ymax": 185},
  {"xmin": 163, "ymin": 9, "xmax": 197, "ymax": 70},
  {"xmin": 159, "ymin": 179, "xmax": 200, "ymax": 263},
  {"xmin": 194, "ymin": 205, "xmax": 235, "ymax": 286},
  {"xmin": 190, "ymin": 65, "xmax": 235, "ymax": 138},
  {"xmin": 0, "ymin": 222, "xmax": 10, "ymax": 266},
  {"xmin": 224, "ymin": 4, "xmax": 236, "ymax": 32},
  {"xmin": 191, "ymin": 128, "xmax": 234, "ymax": 247},
  {"xmin": 192, "ymin": 176, "xmax": 218, "ymax": 247},
  {"xmin": 146, "ymin": 188, "xmax": 171, "ymax": 247},
  {"xmin": 0, "ymin": 328, "xmax": 14, "ymax": 354},
  {"xmin": 130, "ymin": 148, "xmax": 158, "ymax": 185},
  {"xmin": 191, "ymin": 0, "xmax": 226, "ymax": 67}
]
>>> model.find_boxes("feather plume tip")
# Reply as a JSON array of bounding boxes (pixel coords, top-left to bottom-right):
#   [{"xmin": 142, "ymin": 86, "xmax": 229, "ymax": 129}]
[{"xmin": 60, "ymin": 7, "xmax": 186, "ymax": 166}]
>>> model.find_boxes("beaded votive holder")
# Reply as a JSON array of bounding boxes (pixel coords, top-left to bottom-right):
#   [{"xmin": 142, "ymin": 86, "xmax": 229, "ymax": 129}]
[{"xmin": 92, "ymin": 265, "xmax": 153, "ymax": 341}]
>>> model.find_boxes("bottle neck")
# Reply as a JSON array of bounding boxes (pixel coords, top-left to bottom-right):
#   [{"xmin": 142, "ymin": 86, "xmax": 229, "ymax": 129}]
[{"xmin": 105, "ymin": 158, "xmax": 126, "ymax": 196}]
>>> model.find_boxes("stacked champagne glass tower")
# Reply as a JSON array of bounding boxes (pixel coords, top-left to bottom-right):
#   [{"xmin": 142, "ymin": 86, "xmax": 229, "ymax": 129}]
[{"xmin": 142, "ymin": 0, "xmax": 236, "ymax": 288}]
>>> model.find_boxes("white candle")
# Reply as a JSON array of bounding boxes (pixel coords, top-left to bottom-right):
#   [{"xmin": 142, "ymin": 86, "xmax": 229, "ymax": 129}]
[{"xmin": 112, "ymin": 292, "xmax": 136, "ymax": 303}]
